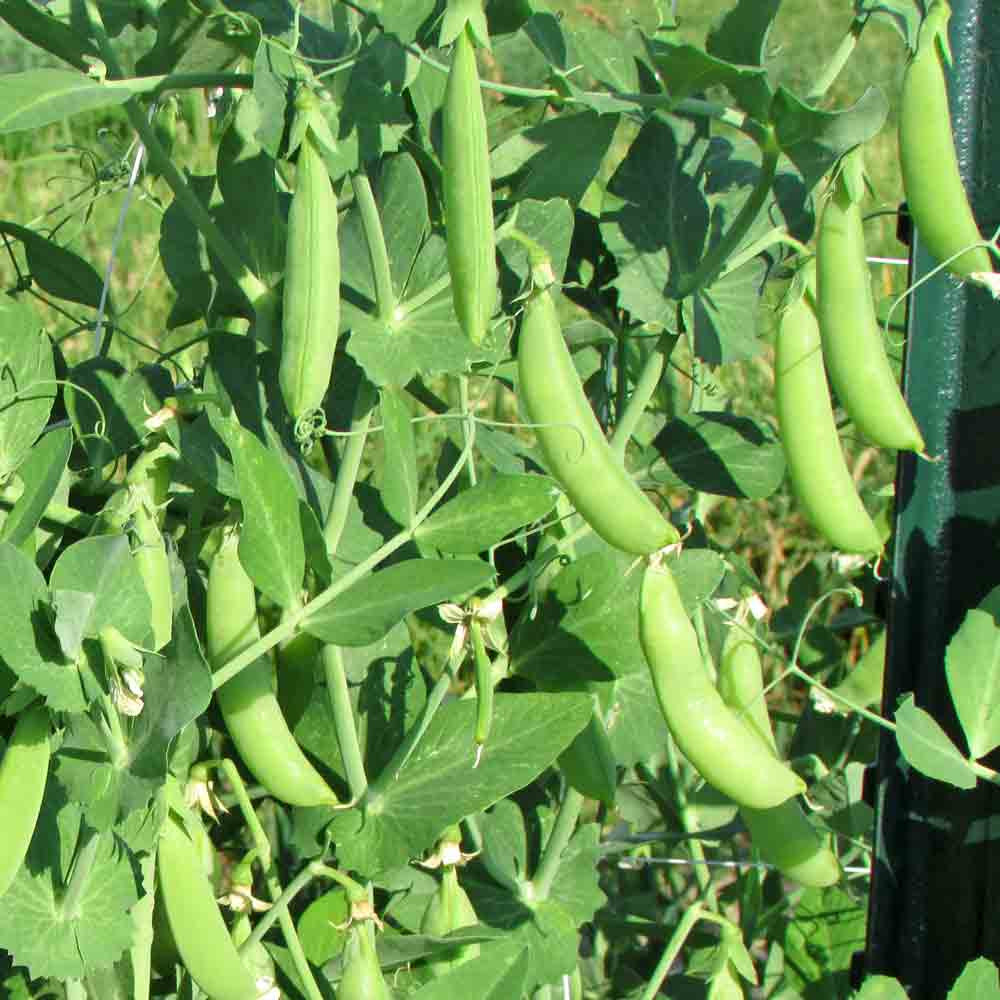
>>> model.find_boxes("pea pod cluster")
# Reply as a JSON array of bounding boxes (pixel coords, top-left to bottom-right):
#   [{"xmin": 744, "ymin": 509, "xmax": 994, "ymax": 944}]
[
  {"xmin": 898, "ymin": 0, "xmax": 992, "ymax": 279},
  {"xmin": 717, "ymin": 627, "xmax": 841, "ymax": 888},
  {"xmin": 773, "ymin": 264, "xmax": 883, "ymax": 556},
  {"xmin": 638, "ymin": 556, "xmax": 805, "ymax": 811},
  {"xmin": 517, "ymin": 286, "xmax": 677, "ymax": 555}
]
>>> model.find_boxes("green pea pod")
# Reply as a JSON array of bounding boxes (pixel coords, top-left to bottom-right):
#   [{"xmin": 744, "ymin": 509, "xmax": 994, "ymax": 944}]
[
  {"xmin": 816, "ymin": 149, "xmax": 925, "ymax": 454},
  {"xmin": 830, "ymin": 629, "xmax": 887, "ymax": 711},
  {"xmin": 339, "ymin": 920, "xmax": 392, "ymax": 1000},
  {"xmin": 899, "ymin": 0, "xmax": 992, "ymax": 278},
  {"xmin": 280, "ymin": 103, "xmax": 340, "ymax": 443},
  {"xmin": 470, "ymin": 618, "xmax": 494, "ymax": 756},
  {"xmin": 557, "ymin": 702, "xmax": 617, "ymax": 806},
  {"xmin": 774, "ymin": 268, "xmax": 883, "ymax": 556},
  {"xmin": 156, "ymin": 813, "xmax": 260, "ymax": 1000},
  {"xmin": 638, "ymin": 560, "xmax": 805, "ymax": 810},
  {"xmin": 0, "ymin": 705, "xmax": 50, "ymax": 898},
  {"xmin": 208, "ymin": 529, "xmax": 338, "ymax": 808},
  {"xmin": 443, "ymin": 25, "xmax": 496, "ymax": 345},
  {"xmin": 420, "ymin": 865, "xmax": 480, "ymax": 977},
  {"xmin": 717, "ymin": 627, "xmax": 841, "ymax": 888},
  {"xmin": 518, "ymin": 287, "xmax": 677, "ymax": 555}
]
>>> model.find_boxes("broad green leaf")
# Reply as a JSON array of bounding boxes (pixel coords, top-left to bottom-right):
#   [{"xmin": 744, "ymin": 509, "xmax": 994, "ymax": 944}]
[
  {"xmin": 497, "ymin": 198, "xmax": 574, "ymax": 285},
  {"xmin": 694, "ymin": 258, "xmax": 769, "ymax": 364},
  {"xmin": 704, "ymin": 0, "xmax": 779, "ymax": 118},
  {"xmin": 945, "ymin": 590, "xmax": 1000, "ymax": 759},
  {"xmin": 650, "ymin": 411, "xmax": 786, "ymax": 500},
  {"xmin": 565, "ymin": 16, "xmax": 640, "ymax": 93},
  {"xmin": 490, "ymin": 114, "xmax": 619, "ymax": 206},
  {"xmin": 854, "ymin": 975, "xmax": 910, "ymax": 999},
  {"xmin": 0, "ymin": 69, "xmax": 144, "ymax": 133},
  {"xmin": 0, "ymin": 222, "xmax": 106, "ymax": 310},
  {"xmin": 408, "ymin": 939, "xmax": 530, "ymax": 999},
  {"xmin": 49, "ymin": 535, "xmax": 152, "ymax": 649},
  {"xmin": 511, "ymin": 549, "xmax": 645, "ymax": 684},
  {"xmin": 0, "ymin": 305, "xmax": 56, "ymax": 480},
  {"xmin": 415, "ymin": 475, "xmax": 560, "ymax": 553},
  {"xmin": 894, "ymin": 695, "xmax": 976, "ymax": 790},
  {"xmin": 379, "ymin": 0, "xmax": 437, "ymax": 42},
  {"xmin": 0, "ymin": 541, "xmax": 84, "ymax": 712},
  {"xmin": 772, "ymin": 86, "xmax": 890, "ymax": 192},
  {"xmin": 477, "ymin": 799, "xmax": 529, "ymax": 894},
  {"xmin": 304, "ymin": 558, "xmax": 495, "ymax": 646},
  {"xmin": 948, "ymin": 957, "xmax": 1000, "ymax": 1000},
  {"xmin": 328, "ymin": 692, "xmax": 591, "ymax": 874},
  {"xmin": 0, "ymin": 427, "xmax": 72, "ymax": 549},
  {"xmin": 379, "ymin": 388, "xmax": 419, "ymax": 528},
  {"xmin": 297, "ymin": 889, "xmax": 349, "ymax": 967},
  {"xmin": 216, "ymin": 419, "xmax": 305, "ymax": 610},
  {"xmin": 601, "ymin": 669, "xmax": 671, "ymax": 769},
  {"xmin": 0, "ymin": 800, "xmax": 139, "ymax": 980},
  {"xmin": 673, "ymin": 548, "xmax": 728, "ymax": 614}
]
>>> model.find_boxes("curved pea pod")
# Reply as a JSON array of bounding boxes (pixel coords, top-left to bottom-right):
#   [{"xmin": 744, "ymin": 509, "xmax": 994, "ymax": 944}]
[
  {"xmin": 443, "ymin": 26, "xmax": 497, "ymax": 345},
  {"xmin": 518, "ymin": 287, "xmax": 677, "ymax": 555},
  {"xmin": 207, "ymin": 529, "xmax": 338, "ymax": 808},
  {"xmin": 774, "ymin": 269, "xmax": 883, "ymax": 556},
  {"xmin": 899, "ymin": 0, "xmax": 992, "ymax": 279},
  {"xmin": 816, "ymin": 149, "xmax": 925, "ymax": 454},
  {"xmin": 156, "ymin": 812, "xmax": 260, "ymax": 1000},
  {"xmin": 639, "ymin": 560, "xmax": 805, "ymax": 810},
  {"xmin": 420, "ymin": 865, "xmax": 480, "ymax": 978},
  {"xmin": 280, "ymin": 115, "xmax": 340, "ymax": 443},
  {"xmin": 0, "ymin": 705, "xmax": 50, "ymax": 898},
  {"xmin": 717, "ymin": 626, "xmax": 841, "ymax": 888}
]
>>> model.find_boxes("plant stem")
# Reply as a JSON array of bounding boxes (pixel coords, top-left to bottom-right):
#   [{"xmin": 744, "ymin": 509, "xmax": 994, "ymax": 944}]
[
  {"xmin": 459, "ymin": 376, "xmax": 478, "ymax": 486},
  {"xmin": 610, "ymin": 331, "xmax": 680, "ymax": 459},
  {"xmin": 239, "ymin": 861, "xmax": 324, "ymax": 956},
  {"xmin": 212, "ymin": 433, "xmax": 476, "ymax": 690},
  {"xmin": 61, "ymin": 829, "xmax": 101, "ymax": 920},
  {"xmin": 352, "ymin": 172, "xmax": 396, "ymax": 320},
  {"xmin": 217, "ymin": 759, "xmax": 274, "ymax": 869},
  {"xmin": 263, "ymin": 868, "xmax": 324, "ymax": 1000},
  {"xmin": 675, "ymin": 137, "xmax": 780, "ymax": 299},
  {"xmin": 530, "ymin": 786, "xmax": 584, "ymax": 901},
  {"xmin": 322, "ymin": 644, "xmax": 368, "ymax": 799},
  {"xmin": 638, "ymin": 902, "xmax": 705, "ymax": 1000}
]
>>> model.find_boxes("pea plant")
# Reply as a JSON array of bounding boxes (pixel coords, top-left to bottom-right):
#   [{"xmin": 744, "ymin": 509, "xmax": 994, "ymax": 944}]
[{"xmin": 1, "ymin": 1, "xmax": 999, "ymax": 998}]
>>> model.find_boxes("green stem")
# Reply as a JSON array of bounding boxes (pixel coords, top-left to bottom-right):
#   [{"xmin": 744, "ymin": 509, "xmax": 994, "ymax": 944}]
[
  {"xmin": 239, "ymin": 861, "xmax": 324, "ymax": 956},
  {"xmin": 264, "ymin": 869, "xmax": 324, "ymax": 1000},
  {"xmin": 399, "ymin": 270, "xmax": 452, "ymax": 316},
  {"xmin": 638, "ymin": 902, "xmax": 705, "ymax": 1000},
  {"xmin": 322, "ymin": 644, "xmax": 368, "ymax": 799},
  {"xmin": 719, "ymin": 229, "xmax": 809, "ymax": 278},
  {"xmin": 212, "ymin": 433, "xmax": 476, "ymax": 690},
  {"xmin": 530, "ymin": 786, "xmax": 584, "ymax": 901},
  {"xmin": 323, "ymin": 379, "xmax": 377, "ymax": 553},
  {"xmin": 610, "ymin": 331, "xmax": 680, "ymax": 459},
  {"xmin": 459, "ymin": 376, "xmax": 477, "ymax": 487},
  {"xmin": 352, "ymin": 172, "xmax": 396, "ymax": 320},
  {"xmin": 806, "ymin": 16, "xmax": 866, "ymax": 101},
  {"xmin": 675, "ymin": 137, "xmax": 779, "ymax": 299},
  {"xmin": 217, "ymin": 759, "xmax": 273, "ymax": 870},
  {"xmin": 61, "ymin": 829, "xmax": 101, "ymax": 920}
]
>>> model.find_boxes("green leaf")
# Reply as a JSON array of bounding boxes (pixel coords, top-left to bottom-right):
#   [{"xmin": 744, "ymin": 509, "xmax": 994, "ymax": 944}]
[
  {"xmin": 945, "ymin": 589, "xmax": 1000, "ymax": 759},
  {"xmin": 216, "ymin": 418, "xmax": 306, "ymax": 610},
  {"xmin": 297, "ymin": 889, "xmax": 349, "ymax": 967},
  {"xmin": 329, "ymin": 692, "xmax": 591, "ymax": 874},
  {"xmin": 415, "ymin": 475, "xmax": 560, "ymax": 553},
  {"xmin": 440, "ymin": 0, "xmax": 490, "ymax": 48},
  {"xmin": 772, "ymin": 85, "xmax": 890, "ymax": 192},
  {"xmin": 703, "ymin": 0, "xmax": 780, "ymax": 118},
  {"xmin": 894, "ymin": 695, "xmax": 976, "ymax": 790},
  {"xmin": 379, "ymin": 388, "xmax": 419, "ymax": 528},
  {"xmin": 947, "ymin": 958, "xmax": 1000, "ymax": 1000},
  {"xmin": 305, "ymin": 558, "xmax": 494, "ymax": 646},
  {"xmin": 0, "ymin": 305, "xmax": 56, "ymax": 480},
  {"xmin": 511, "ymin": 549, "xmax": 645, "ymax": 685},
  {"xmin": 477, "ymin": 799, "xmax": 528, "ymax": 894},
  {"xmin": 0, "ymin": 427, "xmax": 72, "ymax": 549},
  {"xmin": 0, "ymin": 805, "xmax": 139, "ymax": 980},
  {"xmin": 490, "ymin": 114, "xmax": 619, "ymax": 206},
  {"xmin": 601, "ymin": 669, "xmax": 671, "ymax": 769},
  {"xmin": 0, "ymin": 222, "xmax": 107, "ymax": 310},
  {"xmin": 0, "ymin": 541, "xmax": 84, "ymax": 712},
  {"xmin": 650, "ymin": 411, "xmax": 786, "ymax": 500},
  {"xmin": 408, "ymin": 939, "xmax": 530, "ymax": 999},
  {"xmin": 854, "ymin": 975, "xmax": 910, "ymax": 999},
  {"xmin": 0, "ymin": 69, "xmax": 143, "ymax": 133},
  {"xmin": 49, "ymin": 535, "xmax": 153, "ymax": 649},
  {"xmin": 693, "ymin": 258, "xmax": 769, "ymax": 364}
]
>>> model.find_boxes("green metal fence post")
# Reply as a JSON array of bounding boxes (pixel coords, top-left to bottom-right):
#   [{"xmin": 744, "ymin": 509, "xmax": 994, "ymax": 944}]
[{"xmin": 866, "ymin": 1, "xmax": 1000, "ymax": 994}]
